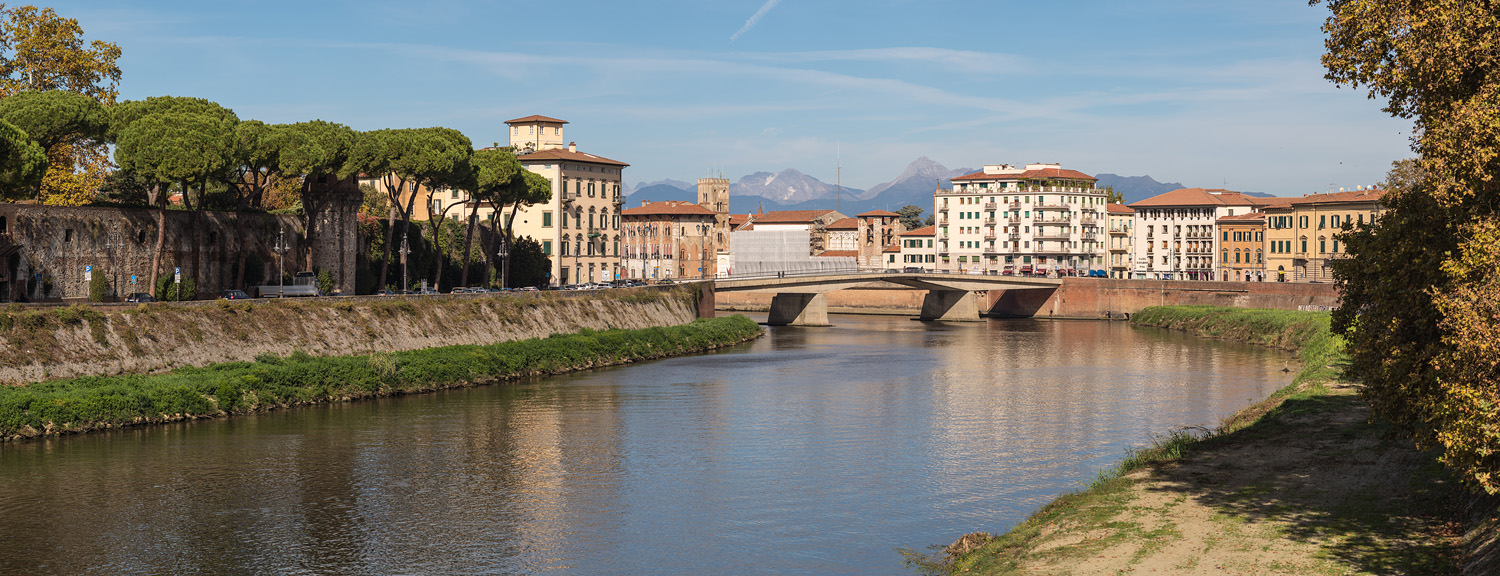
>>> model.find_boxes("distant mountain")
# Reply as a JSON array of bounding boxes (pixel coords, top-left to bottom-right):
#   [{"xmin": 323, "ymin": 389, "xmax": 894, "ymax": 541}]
[
  {"xmin": 1240, "ymin": 191, "xmax": 1277, "ymax": 198},
  {"xmin": 731, "ymin": 169, "xmax": 863, "ymax": 205},
  {"xmin": 1095, "ymin": 174, "xmax": 1186, "ymax": 205},
  {"xmin": 623, "ymin": 183, "xmax": 697, "ymax": 208},
  {"xmin": 860, "ymin": 157, "xmax": 974, "ymax": 200},
  {"xmin": 628, "ymin": 179, "xmax": 695, "ymax": 194}
]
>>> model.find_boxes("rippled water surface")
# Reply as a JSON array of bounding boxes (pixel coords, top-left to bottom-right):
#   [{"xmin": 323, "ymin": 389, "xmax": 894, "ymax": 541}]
[{"xmin": 0, "ymin": 314, "xmax": 1289, "ymax": 575}]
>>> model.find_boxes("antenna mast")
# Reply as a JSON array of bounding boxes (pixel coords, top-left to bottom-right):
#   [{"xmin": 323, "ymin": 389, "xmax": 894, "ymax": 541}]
[{"xmin": 836, "ymin": 141, "xmax": 842, "ymax": 213}]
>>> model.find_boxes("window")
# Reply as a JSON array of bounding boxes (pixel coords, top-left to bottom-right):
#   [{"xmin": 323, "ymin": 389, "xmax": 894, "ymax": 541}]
[
  {"xmin": 64, "ymin": 229, "xmax": 72, "ymax": 242},
  {"xmin": 561, "ymin": 238, "xmax": 570, "ymax": 256},
  {"xmin": 1300, "ymin": 215, "xmax": 1308, "ymax": 228},
  {"xmin": 543, "ymin": 212, "xmax": 553, "ymax": 227},
  {"xmin": 1320, "ymin": 239, "xmax": 1326, "ymax": 253},
  {"xmin": 588, "ymin": 182, "xmax": 596, "ymax": 197},
  {"xmin": 1301, "ymin": 239, "xmax": 1308, "ymax": 252},
  {"xmin": 1319, "ymin": 215, "xmax": 1326, "ymax": 229},
  {"xmin": 1333, "ymin": 239, "xmax": 1340, "ymax": 252},
  {"xmin": 1223, "ymin": 231, "xmax": 1229, "ymax": 242},
  {"xmin": 543, "ymin": 241, "xmax": 552, "ymax": 255}
]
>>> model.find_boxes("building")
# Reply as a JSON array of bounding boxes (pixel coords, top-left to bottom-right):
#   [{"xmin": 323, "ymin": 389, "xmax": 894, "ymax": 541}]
[
  {"xmin": 854, "ymin": 210, "xmax": 904, "ymax": 269},
  {"xmin": 1217, "ymin": 212, "xmax": 1266, "ymax": 282},
  {"xmin": 1127, "ymin": 188, "xmax": 1265, "ymax": 280},
  {"xmin": 1106, "ymin": 203, "xmax": 1135, "ymax": 278},
  {"xmin": 739, "ymin": 210, "xmax": 846, "ymax": 255},
  {"xmin": 501, "ymin": 116, "xmax": 628, "ymax": 286},
  {"xmin": 621, "ymin": 200, "xmax": 719, "ymax": 280},
  {"xmin": 893, "ymin": 225, "xmax": 937, "ymax": 270},
  {"xmin": 1262, "ymin": 187, "xmax": 1386, "ymax": 282},
  {"xmin": 939, "ymin": 163, "xmax": 1105, "ymax": 276},
  {"xmin": 825, "ymin": 217, "xmax": 860, "ymax": 251}
]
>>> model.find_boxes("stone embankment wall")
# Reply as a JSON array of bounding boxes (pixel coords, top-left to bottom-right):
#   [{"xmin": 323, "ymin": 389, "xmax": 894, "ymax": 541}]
[
  {"xmin": 0, "ymin": 287, "xmax": 702, "ymax": 384},
  {"xmin": 714, "ymin": 278, "xmax": 1340, "ymax": 318}
]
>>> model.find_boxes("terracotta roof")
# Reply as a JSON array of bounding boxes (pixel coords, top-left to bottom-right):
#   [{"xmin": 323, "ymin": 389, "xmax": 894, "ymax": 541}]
[
  {"xmin": 749, "ymin": 209, "xmax": 842, "ymax": 224},
  {"xmin": 1279, "ymin": 188, "xmax": 1387, "ymax": 206},
  {"xmin": 900, "ymin": 225, "xmax": 936, "ymax": 237},
  {"xmin": 518, "ymin": 148, "xmax": 628, "ymax": 167},
  {"xmin": 825, "ymin": 217, "xmax": 859, "ymax": 230},
  {"xmin": 857, "ymin": 209, "xmax": 901, "ymax": 217},
  {"xmin": 1216, "ymin": 212, "xmax": 1265, "ymax": 223},
  {"xmin": 1106, "ymin": 202, "xmax": 1134, "ymax": 214},
  {"xmin": 1128, "ymin": 188, "xmax": 1268, "ymax": 208},
  {"xmin": 883, "ymin": 245, "xmax": 901, "ymax": 253},
  {"xmin": 952, "ymin": 167, "xmax": 1097, "ymax": 181},
  {"xmin": 815, "ymin": 250, "xmax": 859, "ymax": 258},
  {"xmin": 623, "ymin": 201, "xmax": 716, "ymax": 216},
  {"xmin": 505, "ymin": 115, "xmax": 568, "ymax": 125}
]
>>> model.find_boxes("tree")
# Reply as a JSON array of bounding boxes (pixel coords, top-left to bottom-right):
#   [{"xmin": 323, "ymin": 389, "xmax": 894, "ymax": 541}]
[
  {"xmin": 1103, "ymin": 185, "xmax": 1123, "ymax": 204},
  {"xmin": 1315, "ymin": 1, "xmax": 1500, "ymax": 493},
  {"xmin": 895, "ymin": 204, "xmax": 925, "ymax": 230},
  {"xmin": 275, "ymin": 120, "xmax": 356, "ymax": 273},
  {"xmin": 457, "ymin": 147, "xmax": 519, "ymax": 288},
  {"xmin": 0, "ymin": 115, "xmax": 44, "ymax": 199},
  {"xmin": 415, "ymin": 127, "xmax": 473, "ymax": 291},
  {"xmin": 349, "ymin": 127, "xmax": 470, "ymax": 291},
  {"xmin": 505, "ymin": 235, "xmax": 550, "ymax": 288},
  {"xmin": 0, "ymin": 5, "xmax": 122, "ymax": 206},
  {"xmin": 492, "ymin": 170, "xmax": 551, "ymax": 288}
]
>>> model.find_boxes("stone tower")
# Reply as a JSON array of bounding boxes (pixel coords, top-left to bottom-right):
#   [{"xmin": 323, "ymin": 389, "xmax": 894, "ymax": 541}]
[{"xmin": 698, "ymin": 177, "xmax": 731, "ymax": 257}]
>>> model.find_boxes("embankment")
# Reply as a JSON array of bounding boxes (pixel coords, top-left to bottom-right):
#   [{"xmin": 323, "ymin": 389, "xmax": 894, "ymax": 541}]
[
  {"xmin": 0, "ymin": 286, "xmax": 707, "ymax": 383},
  {"xmin": 0, "ymin": 314, "xmax": 763, "ymax": 442},
  {"xmin": 921, "ymin": 305, "xmax": 1491, "ymax": 575}
]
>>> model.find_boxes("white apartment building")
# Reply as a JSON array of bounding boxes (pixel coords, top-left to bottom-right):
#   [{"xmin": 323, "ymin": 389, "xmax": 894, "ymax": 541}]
[
  {"xmin": 937, "ymin": 163, "xmax": 1106, "ymax": 276},
  {"xmin": 1127, "ymin": 188, "xmax": 1264, "ymax": 280},
  {"xmin": 1106, "ymin": 203, "xmax": 1135, "ymax": 278},
  {"xmin": 893, "ymin": 225, "xmax": 936, "ymax": 270}
]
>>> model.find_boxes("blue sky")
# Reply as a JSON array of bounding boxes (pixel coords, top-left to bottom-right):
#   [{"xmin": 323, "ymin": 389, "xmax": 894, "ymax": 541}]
[{"xmin": 69, "ymin": 0, "xmax": 1410, "ymax": 195}]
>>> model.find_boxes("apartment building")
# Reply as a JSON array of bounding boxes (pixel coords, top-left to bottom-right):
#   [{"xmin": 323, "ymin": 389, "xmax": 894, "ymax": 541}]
[
  {"xmin": 1262, "ymin": 187, "xmax": 1385, "ymax": 282},
  {"xmin": 1127, "ymin": 188, "xmax": 1264, "ymax": 280},
  {"xmin": 937, "ymin": 163, "xmax": 1105, "ymax": 276},
  {"xmin": 1106, "ymin": 203, "xmax": 1134, "ymax": 278},
  {"xmin": 1217, "ymin": 212, "xmax": 1266, "ymax": 282},
  {"xmin": 502, "ymin": 116, "xmax": 628, "ymax": 286},
  {"xmin": 621, "ymin": 200, "xmax": 718, "ymax": 280},
  {"xmin": 893, "ymin": 225, "xmax": 937, "ymax": 270}
]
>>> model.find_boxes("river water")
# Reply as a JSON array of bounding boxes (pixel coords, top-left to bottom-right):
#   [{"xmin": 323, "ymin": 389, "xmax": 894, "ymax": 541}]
[{"xmin": 0, "ymin": 314, "xmax": 1289, "ymax": 575}]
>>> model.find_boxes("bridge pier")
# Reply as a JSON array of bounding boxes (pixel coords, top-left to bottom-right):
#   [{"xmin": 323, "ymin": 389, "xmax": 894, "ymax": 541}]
[
  {"xmin": 919, "ymin": 290, "xmax": 982, "ymax": 322},
  {"xmin": 767, "ymin": 293, "xmax": 830, "ymax": 326}
]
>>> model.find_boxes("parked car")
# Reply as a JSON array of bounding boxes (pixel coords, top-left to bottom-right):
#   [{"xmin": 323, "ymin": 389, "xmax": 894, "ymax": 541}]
[
  {"xmin": 219, "ymin": 289, "xmax": 251, "ymax": 300},
  {"xmin": 902, "ymin": 266, "xmax": 927, "ymax": 274},
  {"xmin": 124, "ymin": 292, "xmax": 156, "ymax": 303}
]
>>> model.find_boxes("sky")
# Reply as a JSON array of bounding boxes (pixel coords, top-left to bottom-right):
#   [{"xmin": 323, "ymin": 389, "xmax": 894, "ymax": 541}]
[{"xmin": 67, "ymin": 0, "xmax": 1412, "ymax": 195}]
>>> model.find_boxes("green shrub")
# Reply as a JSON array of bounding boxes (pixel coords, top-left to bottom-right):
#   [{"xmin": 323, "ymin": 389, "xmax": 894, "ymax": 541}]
[
  {"xmin": 88, "ymin": 269, "xmax": 106, "ymax": 303},
  {"xmin": 154, "ymin": 274, "xmax": 197, "ymax": 302},
  {"xmin": 315, "ymin": 269, "xmax": 334, "ymax": 295}
]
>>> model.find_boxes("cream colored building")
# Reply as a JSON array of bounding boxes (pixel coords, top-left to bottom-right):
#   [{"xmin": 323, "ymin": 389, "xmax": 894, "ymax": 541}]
[
  {"xmin": 893, "ymin": 225, "xmax": 937, "ymax": 270},
  {"xmin": 1262, "ymin": 187, "xmax": 1385, "ymax": 283},
  {"xmin": 1106, "ymin": 203, "xmax": 1134, "ymax": 278},
  {"xmin": 498, "ymin": 115, "xmax": 628, "ymax": 286},
  {"xmin": 1127, "ymin": 188, "xmax": 1264, "ymax": 280},
  {"xmin": 939, "ymin": 163, "xmax": 1106, "ymax": 276}
]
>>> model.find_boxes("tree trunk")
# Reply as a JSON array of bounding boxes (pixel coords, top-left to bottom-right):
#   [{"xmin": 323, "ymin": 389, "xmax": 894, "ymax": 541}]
[
  {"xmin": 459, "ymin": 204, "xmax": 481, "ymax": 287},
  {"xmin": 503, "ymin": 203, "xmax": 523, "ymax": 289},
  {"xmin": 188, "ymin": 181, "xmax": 203, "ymax": 298},
  {"xmin": 149, "ymin": 187, "xmax": 167, "ymax": 298},
  {"xmin": 484, "ymin": 210, "xmax": 501, "ymax": 287},
  {"xmin": 378, "ymin": 201, "xmax": 396, "ymax": 291}
]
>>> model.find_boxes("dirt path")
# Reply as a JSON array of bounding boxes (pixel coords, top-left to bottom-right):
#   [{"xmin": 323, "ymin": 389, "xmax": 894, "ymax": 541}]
[{"xmin": 937, "ymin": 381, "xmax": 1470, "ymax": 575}]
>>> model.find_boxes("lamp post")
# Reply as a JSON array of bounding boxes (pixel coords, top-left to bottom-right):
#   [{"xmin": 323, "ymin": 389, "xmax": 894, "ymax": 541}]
[
  {"xmin": 103, "ymin": 228, "xmax": 115, "ymax": 301},
  {"xmin": 272, "ymin": 227, "xmax": 289, "ymax": 291},
  {"xmin": 399, "ymin": 232, "xmax": 411, "ymax": 293},
  {"xmin": 496, "ymin": 238, "xmax": 510, "ymax": 290}
]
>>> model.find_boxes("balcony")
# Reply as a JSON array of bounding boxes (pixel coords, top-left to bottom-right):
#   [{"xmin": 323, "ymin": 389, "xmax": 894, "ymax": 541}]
[
  {"xmin": 1008, "ymin": 202, "xmax": 1021, "ymax": 211},
  {"xmin": 937, "ymin": 215, "xmax": 949, "ymax": 226},
  {"xmin": 1007, "ymin": 233, "xmax": 1020, "ymax": 241},
  {"xmin": 984, "ymin": 232, "xmax": 996, "ymax": 240},
  {"xmin": 984, "ymin": 202, "xmax": 997, "ymax": 211},
  {"xmin": 983, "ymin": 245, "xmax": 1001, "ymax": 255},
  {"xmin": 984, "ymin": 217, "xmax": 996, "ymax": 225},
  {"xmin": 1035, "ymin": 232, "xmax": 1072, "ymax": 241},
  {"xmin": 938, "ymin": 204, "xmax": 949, "ymax": 212},
  {"xmin": 1008, "ymin": 216, "xmax": 1021, "ymax": 224}
]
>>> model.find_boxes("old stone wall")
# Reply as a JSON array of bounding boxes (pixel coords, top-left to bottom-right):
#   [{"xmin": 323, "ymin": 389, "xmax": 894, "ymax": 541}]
[{"xmin": 0, "ymin": 198, "xmax": 358, "ymax": 301}]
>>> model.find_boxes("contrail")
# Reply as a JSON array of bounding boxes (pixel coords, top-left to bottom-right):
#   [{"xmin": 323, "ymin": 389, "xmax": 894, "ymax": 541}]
[{"xmin": 730, "ymin": 0, "xmax": 783, "ymax": 42}]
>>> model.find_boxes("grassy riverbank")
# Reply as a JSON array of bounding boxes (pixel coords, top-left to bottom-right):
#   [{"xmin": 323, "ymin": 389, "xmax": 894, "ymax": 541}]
[
  {"xmin": 914, "ymin": 306, "xmax": 1481, "ymax": 575},
  {"xmin": 0, "ymin": 314, "xmax": 762, "ymax": 441}
]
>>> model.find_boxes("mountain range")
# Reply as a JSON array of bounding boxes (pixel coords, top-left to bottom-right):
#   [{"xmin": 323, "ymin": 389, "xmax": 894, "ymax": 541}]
[{"xmin": 626, "ymin": 160, "xmax": 1273, "ymax": 217}]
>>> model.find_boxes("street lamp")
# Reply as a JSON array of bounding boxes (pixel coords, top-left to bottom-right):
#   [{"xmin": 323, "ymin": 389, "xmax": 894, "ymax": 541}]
[
  {"xmin": 399, "ymin": 232, "xmax": 412, "ymax": 293},
  {"xmin": 497, "ymin": 238, "xmax": 510, "ymax": 289},
  {"xmin": 272, "ymin": 227, "xmax": 289, "ymax": 291},
  {"xmin": 103, "ymin": 227, "xmax": 116, "ymax": 300}
]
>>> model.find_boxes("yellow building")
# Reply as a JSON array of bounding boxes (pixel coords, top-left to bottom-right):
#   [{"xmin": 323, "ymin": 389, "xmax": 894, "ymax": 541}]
[
  {"xmin": 1262, "ymin": 188, "xmax": 1385, "ymax": 282},
  {"xmin": 1216, "ymin": 212, "xmax": 1266, "ymax": 282}
]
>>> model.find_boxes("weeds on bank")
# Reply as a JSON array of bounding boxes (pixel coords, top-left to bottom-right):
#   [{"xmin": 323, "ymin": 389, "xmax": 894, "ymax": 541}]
[{"xmin": 0, "ymin": 315, "xmax": 761, "ymax": 440}]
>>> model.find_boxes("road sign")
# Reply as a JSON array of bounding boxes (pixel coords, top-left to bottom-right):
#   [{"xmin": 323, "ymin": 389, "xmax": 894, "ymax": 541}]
[
  {"xmin": 130, "ymin": 275, "xmax": 137, "ymax": 284},
  {"xmin": 174, "ymin": 267, "xmax": 181, "ymax": 283},
  {"xmin": 85, "ymin": 265, "xmax": 92, "ymax": 274}
]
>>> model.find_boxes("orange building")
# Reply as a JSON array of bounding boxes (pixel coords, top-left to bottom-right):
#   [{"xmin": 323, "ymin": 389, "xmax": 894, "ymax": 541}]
[
  {"xmin": 1217, "ymin": 212, "xmax": 1266, "ymax": 282},
  {"xmin": 621, "ymin": 200, "xmax": 719, "ymax": 280}
]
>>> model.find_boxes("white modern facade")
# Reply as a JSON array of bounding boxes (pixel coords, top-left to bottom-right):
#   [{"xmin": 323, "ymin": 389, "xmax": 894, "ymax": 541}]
[
  {"xmin": 1127, "ymin": 188, "xmax": 1264, "ymax": 280},
  {"xmin": 937, "ymin": 163, "xmax": 1106, "ymax": 276}
]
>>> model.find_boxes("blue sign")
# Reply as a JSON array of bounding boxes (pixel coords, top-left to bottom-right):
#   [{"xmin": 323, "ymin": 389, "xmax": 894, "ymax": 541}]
[
  {"xmin": 84, "ymin": 265, "xmax": 92, "ymax": 274},
  {"xmin": 34, "ymin": 273, "xmax": 41, "ymax": 282},
  {"xmin": 174, "ymin": 267, "xmax": 181, "ymax": 275},
  {"xmin": 130, "ymin": 275, "xmax": 138, "ymax": 284}
]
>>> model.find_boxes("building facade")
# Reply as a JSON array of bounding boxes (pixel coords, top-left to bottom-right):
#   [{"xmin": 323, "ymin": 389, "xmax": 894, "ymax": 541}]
[
  {"xmin": 1217, "ymin": 212, "xmax": 1266, "ymax": 282},
  {"xmin": 501, "ymin": 116, "xmax": 628, "ymax": 286},
  {"xmin": 621, "ymin": 200, "xmax": 719, "ymax": 280},
  {"xmin": 1127, "ymin": 188, "xmax": 1264, "ymax": 280},
  {"xmin": 894, "ymin": 225, "xmax": 936, "ymax": 270},
  {"xmin": 1262, "ymin": 188, "xmax": 1385, "ymax": 282},
  {"xmin": 938, "ymin": 163, "xmax": 1105, "ymax": 276},
  {"xmin": 1106, "ymin": 203, "xmax": 1134, "ymax": 278}
]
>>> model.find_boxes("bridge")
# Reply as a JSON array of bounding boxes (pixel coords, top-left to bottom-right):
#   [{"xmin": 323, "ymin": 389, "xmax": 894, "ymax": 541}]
[{"xmin": 713, "ymin": 272, "xmax": 1062, "ymax": 326}]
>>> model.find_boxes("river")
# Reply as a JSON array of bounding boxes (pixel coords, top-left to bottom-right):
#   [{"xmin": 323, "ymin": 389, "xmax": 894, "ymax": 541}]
[{"xmin": 0, "ymin": 313, "xmax": 1289, "ymax": 575}]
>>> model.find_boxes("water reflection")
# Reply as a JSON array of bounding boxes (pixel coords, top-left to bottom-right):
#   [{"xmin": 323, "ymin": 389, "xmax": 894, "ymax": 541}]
[{"xmin": 0, "ymin": 314, "xmax": 1287, "ymax": 575}]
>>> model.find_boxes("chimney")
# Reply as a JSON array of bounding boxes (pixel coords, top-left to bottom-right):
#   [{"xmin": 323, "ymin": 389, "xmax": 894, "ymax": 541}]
[{"xmin": 568, "ymin": 142, "xmax": 577, "ymax": 153}]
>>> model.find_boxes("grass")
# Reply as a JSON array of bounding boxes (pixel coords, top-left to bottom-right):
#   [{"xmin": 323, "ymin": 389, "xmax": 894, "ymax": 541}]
[
  {"xmin": 0, "ymin": 314, "xmax": 762, "ymax": 441},
  {"xmin": 907, "ymin": 305, "xmax": 1465, "ymax": 575}
]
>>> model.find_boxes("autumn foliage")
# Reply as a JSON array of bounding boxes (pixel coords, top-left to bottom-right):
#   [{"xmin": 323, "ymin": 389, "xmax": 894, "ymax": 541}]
[{"xmin": 1316, "ymin": 1, "xmax": 1500, "ymax": 492}]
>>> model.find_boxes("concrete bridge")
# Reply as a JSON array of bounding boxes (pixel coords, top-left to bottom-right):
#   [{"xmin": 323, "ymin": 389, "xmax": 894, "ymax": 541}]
[{"xmin": 713, "ymin": 272, "xmax": 1062, "ymax": 325}]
